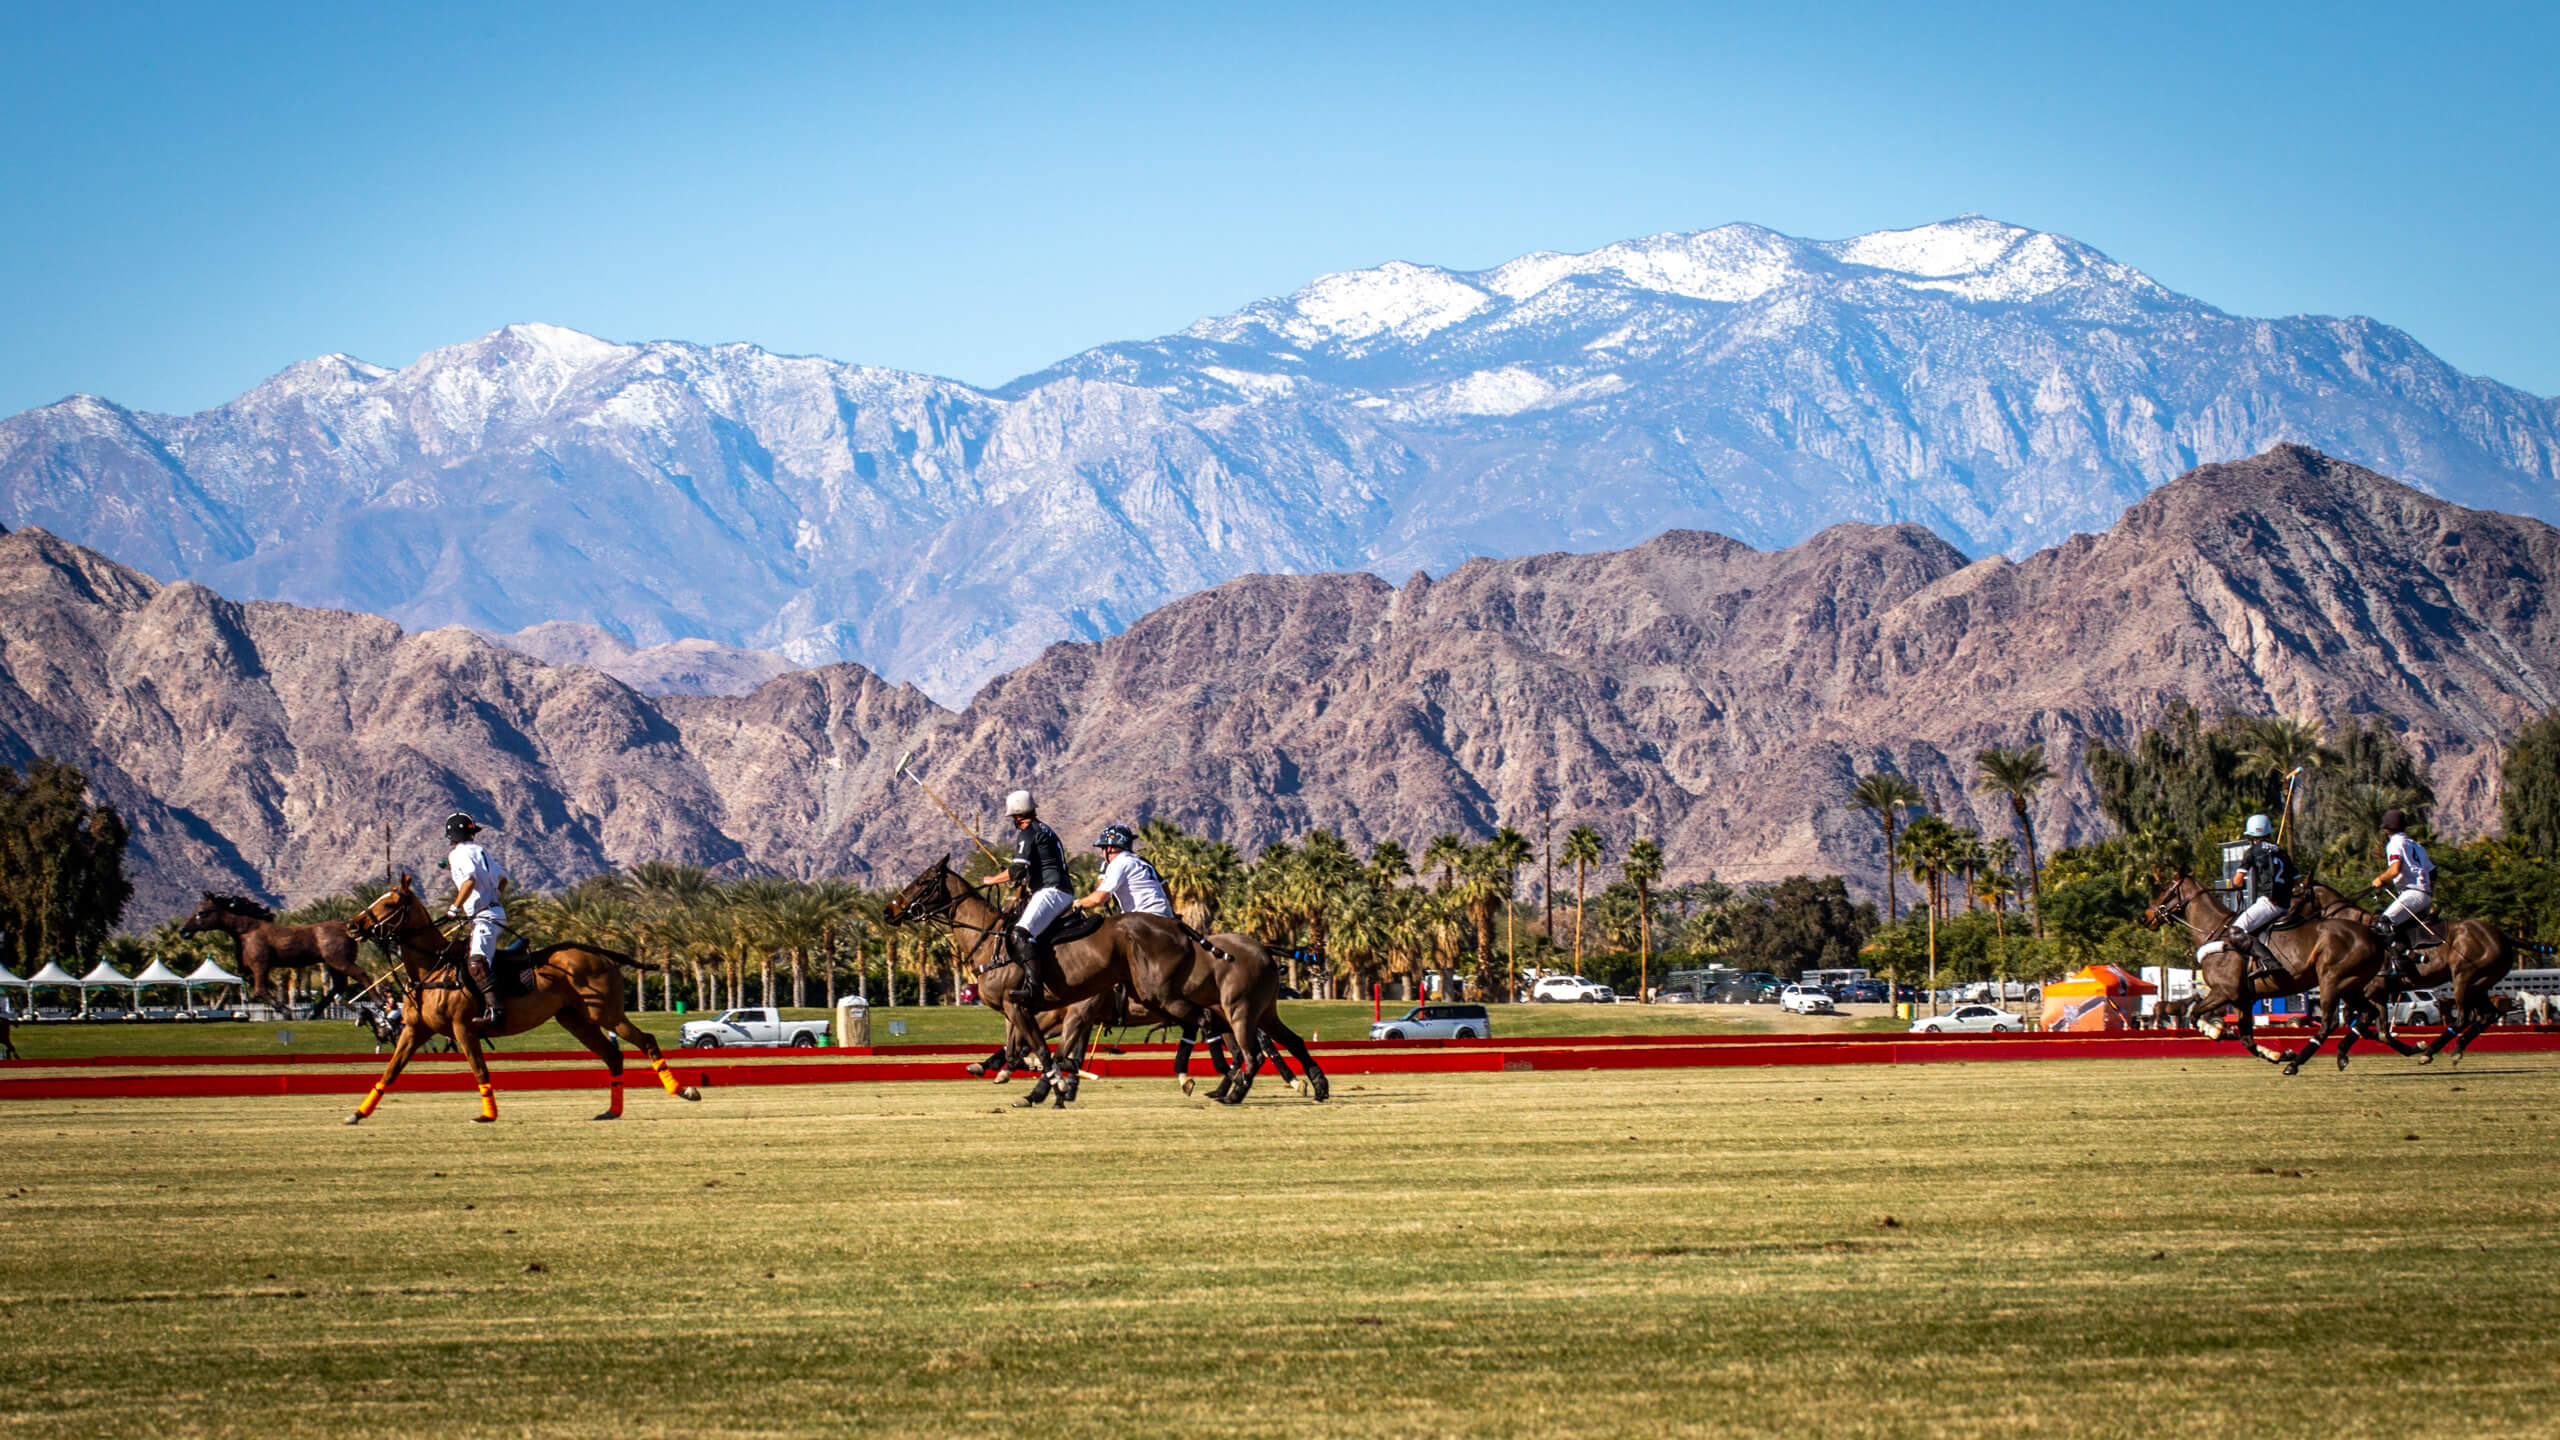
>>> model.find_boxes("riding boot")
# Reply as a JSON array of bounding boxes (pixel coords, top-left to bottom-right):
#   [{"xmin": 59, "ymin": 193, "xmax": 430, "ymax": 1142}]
[
  {"xmin": 1006, "ymin": 929, "xmax": 1045, "ymax": 1009},
  {"xmin": 466, "ymin": 958, "xmax": 503, "ymax": 1031}
]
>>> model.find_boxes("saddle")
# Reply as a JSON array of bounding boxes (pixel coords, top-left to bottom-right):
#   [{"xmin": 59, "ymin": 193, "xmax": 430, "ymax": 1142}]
[
  {"xmin": 443, "ymin": 937, "xmax": 544, "ymax": 996},
  {"xmin": 1047, "ymin": 909, "xmax": 1105, "ymax": 947},
  {"xmin": 495, "ymin": 943, "xmax": 547, "ymax": 997}
]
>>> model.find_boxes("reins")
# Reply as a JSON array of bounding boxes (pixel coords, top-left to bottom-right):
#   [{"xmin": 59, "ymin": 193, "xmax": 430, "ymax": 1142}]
[{"xmin": 891, "ymin": 869, "xmax": 1020, "ymax": 979}]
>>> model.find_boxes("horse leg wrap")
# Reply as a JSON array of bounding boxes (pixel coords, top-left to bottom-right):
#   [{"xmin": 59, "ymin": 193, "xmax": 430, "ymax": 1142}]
[
  {"xmin": 607, "ymin": 1081, "xmax": 625, "ymax": 1117},
  {"xmin": 650, "ymin": 1057, "xmax": 683, "ymax": 1095},
  {"xmin": 477, "ymin": 1083, "xmax": 498, "ymax": 1121},
  {"xmin": 355, "ymin": 1084, "xmax": 386, "ymax": 1118}
]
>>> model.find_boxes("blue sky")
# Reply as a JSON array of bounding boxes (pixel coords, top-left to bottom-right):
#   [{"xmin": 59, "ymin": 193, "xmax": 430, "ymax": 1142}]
[{"xmin": 2, "ymin": 0, "xmax": 2553, "ymax": 417}]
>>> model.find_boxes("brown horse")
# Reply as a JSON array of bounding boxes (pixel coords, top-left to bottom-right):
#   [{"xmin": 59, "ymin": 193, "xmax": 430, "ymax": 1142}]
[
  {"xmin": 2142, "ymin": 874, "xmax": 2387, "ymax": 1074},
  {"xmin": 2309, "ymin": 884, "xmax": 2530, "ymax": 1064},
  {"xmin": 180, "ymin": 893, "xmax": 370, "ymax": 1008},
  {"xmin": 965, "ymin": 993, "xmax": 1308, "ymax": 1098},
  {"xmin": 339, "ymin": 874, "xmax": 699, "ymax": 1124},
  {"xmin": 884, "ymin": 856, "xmax": 1320, "ymax": 1106}
]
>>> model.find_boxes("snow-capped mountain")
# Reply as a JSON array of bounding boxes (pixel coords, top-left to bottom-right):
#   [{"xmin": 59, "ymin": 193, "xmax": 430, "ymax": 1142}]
[{"xmin": 5, "ymin": 217, "xmax": 2557, "ymax": 700}]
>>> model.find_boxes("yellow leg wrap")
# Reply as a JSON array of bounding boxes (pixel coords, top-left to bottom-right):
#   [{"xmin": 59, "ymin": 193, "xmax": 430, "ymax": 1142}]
[
  {"xmin": 651, "ymin": 1057, "xmax": 682, "ymax": 1095},
  {"xmin": 477, "ymin": 1083, "xmax": 497, "ymax": 1121},
  {"xmin": 356, "ymin": 1085, "xmax": 385, "ymax": 1118}
]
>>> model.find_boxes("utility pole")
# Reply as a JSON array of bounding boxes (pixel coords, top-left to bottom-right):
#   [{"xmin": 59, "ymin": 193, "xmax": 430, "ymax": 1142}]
[{"xmin": 1540, "ymin": 802, "xmax": 1555, "ymax": 942}]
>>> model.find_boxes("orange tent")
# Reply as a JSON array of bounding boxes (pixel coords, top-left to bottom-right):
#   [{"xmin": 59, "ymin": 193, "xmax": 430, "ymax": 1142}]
[{"xmin": 2040, "ymin": 964, "xmax": 2158, "ymax": 1032}]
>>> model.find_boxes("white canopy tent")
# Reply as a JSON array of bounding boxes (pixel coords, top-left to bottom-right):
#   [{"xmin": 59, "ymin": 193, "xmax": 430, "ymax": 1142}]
[
  {"xmin": 23, "ymin": 961, "xmax": 83, "ymax": 1015},
  {"xmin": 183, "ymin": 957, "xmax": 245, "ymax": 1011},
  {"xmin": 79, "ymin": 960, "xmax": 138, "ymax": 1014},
  {"xmin": 130, "ymin": 959, "xmax": 192, "ymax": 1010},
  {"xmin": 0, "ymin": 964, "xmax": 26, "ymax": 1017}
]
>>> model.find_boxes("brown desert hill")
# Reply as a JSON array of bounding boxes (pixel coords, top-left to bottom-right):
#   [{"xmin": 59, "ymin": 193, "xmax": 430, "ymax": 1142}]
[
  {"xmin": 2, "ymin": 444, "xmax": 2556, "ymax": 929},
  {"xmin": 913, "ymin": 444, "xmax": 2560, "ymax": 884}
]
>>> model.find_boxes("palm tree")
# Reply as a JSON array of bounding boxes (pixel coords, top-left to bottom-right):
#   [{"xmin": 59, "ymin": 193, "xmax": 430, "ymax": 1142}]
[
  {"xmin": 1560, "ymin": 824, "xmax": 1607, "ymax": 969},
  {"xmin": 2238, "ymin": 716, "xmax": 2331, "ymax": 847},
  {"xmin": 1851, "ymin": 771, "xmax": 1924, "ymax": 922},
  {"xmin": 1156, "ymin": 837, "xmax": 1243, "ymax": 931},
  {"xmin": 1487, "ymin": 827, "xmax": 1533, "ymax": 985},
  {"xmin": 1454, "ymin": 847, "xmax": 1508, "ymax": 1000},
  {"xmin": 1951, "ymin": 831, "xmax": 1987, "ymax": 915},
  {"xmin": 1898, "ymin": 813, "xmax": 1961, "ymax": 1013},
  {"xmin": 1420, "ymin": 833, "xmax": 1468, "ymax": 894},
  {"xmin": 1975, "ymin": 745, "xmax": 2055, "ymax": 938},
  {"xmin": 1366, "ymin": 839, "xmax": 1414, "ymax": 891},
  {"xmin": 1622, "ymin": 838, "xmax": 1665, "ymax": 1002},
  {"xmin": 1327, "ymin": 884, "xmax": 1393, "ymax": 1000}
]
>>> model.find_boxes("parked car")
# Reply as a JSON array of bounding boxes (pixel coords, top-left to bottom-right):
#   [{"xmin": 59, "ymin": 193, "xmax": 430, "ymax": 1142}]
[
  {"xmin": 1779, "ymin": 983, "xmax": 1839, "ymax": 1015},
  {"xmin": 1370, "ymin": 1004, "xmax": 1494, "ymax": 1041},
  {"xmin": 1839, "ymin": 979, "xmax": 1890, "ymax": 1004},
  {"xmin": 1910, "ymin": 1004, "xmax": 2025, "ymax": 1034},
  {"xmin": 1530, "ymin": 975, "xmax": 1615, "ymax": 1003},
  {"xmin": 1708, "ymin": 972, "xmax": 1782, "ymax": 1004},
  {"xmin": 678, "ymin": 1007, "xmax": 831, "ymax": 1049},
  {"xmin": 2389, "ymin": 988, "xmax": 2446, "ymax": 1027}
]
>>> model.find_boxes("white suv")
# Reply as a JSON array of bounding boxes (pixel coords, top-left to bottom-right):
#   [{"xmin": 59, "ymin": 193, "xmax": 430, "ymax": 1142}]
[
  {"xmin": 1370, "ymin": 1004, "xmax": 1495, "ymax": 1040},
  {"xmin": 1529, "ymin": 975, "xmax": 1615, "ymax": 1003},
  {"xmin": 1779, "ymin": 983, "xmax": 1838, "ymax": 1015}
]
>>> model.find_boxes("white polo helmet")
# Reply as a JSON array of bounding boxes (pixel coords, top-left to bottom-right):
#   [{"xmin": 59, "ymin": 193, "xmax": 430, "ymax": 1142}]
[
  {"xmin": 1005, "ymin": 790, "xmax": 1036, "ymax": 817},
  {"xmin": 2244, "ymin": 814, "xmax": 2272, "ymax": 838}
]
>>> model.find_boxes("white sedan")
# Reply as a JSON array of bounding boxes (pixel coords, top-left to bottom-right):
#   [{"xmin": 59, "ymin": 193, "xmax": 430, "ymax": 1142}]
[
  {"xmin": 1779, "ymin": 983, "xmax": 1838, "ymax": 1015},
  {"xmin": 1910, "ymin": 1004, "xmax": 2025, "ymax": 1034}
]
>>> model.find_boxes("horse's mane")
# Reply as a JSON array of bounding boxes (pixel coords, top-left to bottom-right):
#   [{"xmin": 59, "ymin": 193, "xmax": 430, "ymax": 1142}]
[{"xmin": 206, "ymin": 893, "xmax": 276, "ymax": 921}]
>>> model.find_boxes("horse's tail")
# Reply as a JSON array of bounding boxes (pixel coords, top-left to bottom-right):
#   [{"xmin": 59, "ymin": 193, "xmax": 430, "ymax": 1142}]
[{"xmin": 1181, "ymin": 921, "xmax": 1238, "ymax": 965}]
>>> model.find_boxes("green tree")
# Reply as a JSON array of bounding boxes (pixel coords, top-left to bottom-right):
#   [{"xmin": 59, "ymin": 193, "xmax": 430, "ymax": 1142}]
[
  {"xmin": 1487, "ymin": 827, "xmax": 1533, "ymax": 985},
  {"xmin": 1975, "ymin": 744, "xmax": 2054, "ymax": 937},
  {"xmin": 2506, "ymin": 710, "xmax": 2560, "ymax": 859},
  {"xmin": 1559, "ymin": 824, "xmax": 1607, "ymax": 968},
  {"xmin": 1850, "ymin": 771, "xmax": 1923, "ymax": 923},
  {"xmin": 0, "ymin": 757, "xmax": 132, "ymax": 969},
  {"xmin": 1366, "ymin": 838, "xmax": 1415, "ymax": 890},
  {"xmin": 1622, "ymin": 838, "xmax": 1665, "ymax": 1000},
  {"xmin": 1898, "ymin": 814, "xmax": 1963, "ymax": 1009},
  {"xmin": 1420, "ymin": 833, "xmax": 1468, "ymax": 893},
  {"xmin": 1722, "ymin": 876, "xmax": 1875, "ymax": 978}
]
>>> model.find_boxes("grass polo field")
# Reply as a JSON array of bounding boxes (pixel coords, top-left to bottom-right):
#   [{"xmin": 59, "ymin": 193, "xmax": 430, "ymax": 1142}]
[{"xmin": 3, "ymin": 1017, "xmax": 2558, "ymax": 1437}]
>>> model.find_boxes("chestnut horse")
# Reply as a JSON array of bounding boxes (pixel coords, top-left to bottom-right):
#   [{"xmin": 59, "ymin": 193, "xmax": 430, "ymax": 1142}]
[
  {"xmin": 340, "ymin": 874, "xmax": 699, "ymax": 1123},
  {"xmin": 2142, "ymin": 874, "xmax": 2386, "ymax": 1074},
  {"xmin": 179, "ymin": 893, "xmax": 370, "ymax": 1008}
]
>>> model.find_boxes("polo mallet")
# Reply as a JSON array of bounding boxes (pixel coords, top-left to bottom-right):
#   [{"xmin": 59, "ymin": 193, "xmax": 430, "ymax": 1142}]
[{"xmin": 894, "ymin": 750, "xmax": 1007, "ymax": 870}]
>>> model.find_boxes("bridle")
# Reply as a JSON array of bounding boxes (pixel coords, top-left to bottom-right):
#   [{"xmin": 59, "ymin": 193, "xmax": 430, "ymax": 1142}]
[
  {"xmin": 888, "ymin": 865, "xmax": 1018, "ymax": 979},
  {"xmin": 349, "ymin": 899, "xmax": 462, "ymax": 978},
  {"xmin": 2143, "ymin": 876, "xmax": 2227, "ymax": 945}
]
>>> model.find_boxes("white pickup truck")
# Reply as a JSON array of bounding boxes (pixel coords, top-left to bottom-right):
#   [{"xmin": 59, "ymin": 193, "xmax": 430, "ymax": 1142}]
[{"xmin": 678, "ymin": 1008, "xmax": 830, "ymax": 1049}]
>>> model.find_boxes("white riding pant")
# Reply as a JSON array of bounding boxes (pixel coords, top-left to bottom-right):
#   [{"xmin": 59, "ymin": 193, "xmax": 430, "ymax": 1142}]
[
  {"xmin": 2382, "ymin": 889, "xmax": 2433, "ymax": 927},
  {"xmin": 1017, "ymin": 888, "xmax": 1072, "ymax": 939},
  {"xmin": 465, "ymin": 910, "xmax": 506, "ymax": 964},
  {"xmin": 2232, "ymin": 897, "xmax": 2282, "ymax": 935}
]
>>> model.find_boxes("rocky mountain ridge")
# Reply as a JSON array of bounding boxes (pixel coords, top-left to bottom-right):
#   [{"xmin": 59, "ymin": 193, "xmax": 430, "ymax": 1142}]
[
  {"xmin": 3, "ymin": 446, "xmax": 2553, "ymax": 927},
  {"xmin": 5, "ymin": 219, "xmax": 2556, "ymax": 701}
]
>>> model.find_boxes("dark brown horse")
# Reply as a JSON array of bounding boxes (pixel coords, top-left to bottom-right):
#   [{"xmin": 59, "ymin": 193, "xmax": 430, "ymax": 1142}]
[
  {"xmin": 884, "ymin": 856, "xmax": 1320, "ymax": 1106},
  {"xmin": 2310, "ymin": 884, "xmax": 2530, "ymax": 1064},
  {"xmin": 2143, "ymin": 874, "xmax": 2387, "ymax": 1074},
  {"xmin": 180, "ymin": 893, "xmax": 370, "ymax": 1008},
  {"xmin": 340, "ymin": 874, "xmax": 699, "ymax": 1124},
  {"xmin": 965, "ymin": 993, "xmax": 1307, "ymax": 1098}
]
